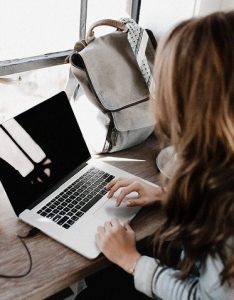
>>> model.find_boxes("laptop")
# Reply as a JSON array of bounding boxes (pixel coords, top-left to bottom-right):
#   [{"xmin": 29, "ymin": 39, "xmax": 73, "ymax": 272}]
[{"xmin": 0, "ymin": 91, "xmax": 144, "ymax": 259}]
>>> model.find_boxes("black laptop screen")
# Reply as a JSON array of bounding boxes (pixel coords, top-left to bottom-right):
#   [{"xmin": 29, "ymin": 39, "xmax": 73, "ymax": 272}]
[{"xmin": 0, "ymin": 92, "xmax": 91, "ymax": 215}]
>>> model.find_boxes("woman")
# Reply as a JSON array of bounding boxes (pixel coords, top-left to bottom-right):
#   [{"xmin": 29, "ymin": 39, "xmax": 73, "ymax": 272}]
[{"xmin": 79, "ymin": 11, "xmax": 234, "ymax": 300}]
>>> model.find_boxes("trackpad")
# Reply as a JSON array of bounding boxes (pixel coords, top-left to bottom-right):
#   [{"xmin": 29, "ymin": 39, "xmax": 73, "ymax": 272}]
[{"xmin": 93, "ymin": 195, "xmax": 140, "ymax": 222}]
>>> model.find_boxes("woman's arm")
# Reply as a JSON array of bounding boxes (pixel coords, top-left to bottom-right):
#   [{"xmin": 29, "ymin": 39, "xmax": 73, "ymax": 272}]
[
  {"xmin": 96, "ymin": 219, "xmax": 233, "ymax": 300},
  {"xmin": 134, "ymin": 253, "xmax": 233, "ymax": 300}
]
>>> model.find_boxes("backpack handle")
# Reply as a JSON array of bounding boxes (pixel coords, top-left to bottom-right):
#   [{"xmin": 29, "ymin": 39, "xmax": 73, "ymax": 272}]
[
  {"xmin": 86, "ymin": 19, "xmax": 126, "ymax": 42},
  {"xmin": 72, "ymin": 19, "xmax": 126, "ymax": 53}
]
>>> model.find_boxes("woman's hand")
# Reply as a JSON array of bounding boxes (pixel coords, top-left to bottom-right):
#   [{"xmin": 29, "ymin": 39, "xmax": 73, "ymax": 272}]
[
  {"xmin": 106, "ymin": 177, "xmax": 166, "ymax": 207},
  {"xmin": 95, "ymin": 218, "xmax": 141, "ymax": 273}
]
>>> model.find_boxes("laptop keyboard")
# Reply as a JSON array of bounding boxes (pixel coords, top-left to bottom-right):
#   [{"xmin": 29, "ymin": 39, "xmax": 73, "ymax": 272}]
[{"xmin": 37, "ymin": 167, "xmax": 115, "ymax": 229}]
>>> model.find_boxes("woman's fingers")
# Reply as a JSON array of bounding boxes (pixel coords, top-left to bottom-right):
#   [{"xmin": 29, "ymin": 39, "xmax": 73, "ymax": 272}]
[
  {"xmin": 105, "ymin": 178, "xmax": 165, "ymax": 208},
  {"xmin": 106, "ymin": 177, "xmax": 124, "ymax": 190},
  {"xmin": 115, "ymin": 183, "xmax": 139, "ymax": 207},
  {"xmin": 104, "ymin": 220, "xmax": 112, "ymax": 230},
  {"xmin": 97, "ymin": 225, "xmax": 105, "ymax": 234},
  {"xmin": 103, "ymin": 219, "xmax": 121, "ymax": 232},
  {"xmin": 110, "ymin": 218, "xmax": 120, "ymax": 228},
  {"xmin": 123, "ymin": 222, "xmax": 133, "ymax": 232},
  {"xmin": 126, "ymin": 198, "xmax": 147, "ymax": 207},
  {"xmin": 107, "ymin": 179, "xmax": 146, "ymax": 207},
  {"xmin": 106, "ymin": 178, "xmax": 133, "ymax": 198}
]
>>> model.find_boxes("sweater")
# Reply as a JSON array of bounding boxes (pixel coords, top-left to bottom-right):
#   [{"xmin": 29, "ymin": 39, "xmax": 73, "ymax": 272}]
[{"xmin": 134, "ymin": 251, "xmax": 234, "ymax": 300}]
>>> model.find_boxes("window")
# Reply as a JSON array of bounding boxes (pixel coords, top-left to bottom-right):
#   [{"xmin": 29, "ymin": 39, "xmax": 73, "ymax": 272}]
[
  {"xmin": 0, "ymin": 65, "xmax": 70, "ymax": 122},
  {"xmin": 0, "ymin": 0, "xmax": 81, "ymax": 61},
  {"xmin": 0, "ymin": 0, "xmax": 140, "ymax": 120},
  {"xmin": 86, "ymin": 0, "xmax": 130, "ymax": 36}
]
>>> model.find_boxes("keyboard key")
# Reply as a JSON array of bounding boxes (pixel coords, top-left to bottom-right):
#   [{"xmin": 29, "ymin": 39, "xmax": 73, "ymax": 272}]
[
  {"xmin": 59, "ymin": 211, "xmax": 66, "ymax": 215},
  {"xmin": 57, "ymin": 216, "xmax": 69, "ymax": 226},
  {"xmin": 99, "ymin": 174, "xmax": 108, "ymax": 181},
  {"xmin": 67, "ymin": 219, "xmax": 75, "ymax": 225},
  {"xmin": 89, "ymin": 192, "xmax": 97, "ymax": 197},
  {"xmin": 107, "ymin": 175, "xmax": 115, "ymax": 181},
  {"xmin": 99, "ymin": 189, "xmax": 107, "ymax": 196},
  {"xmin": 63, "ymin": 223, "xmax": 70, "ymax": 229},
  {"xmin": 64, "ymin": 199, "xmax": 71, "ymax": 204},
  {"xmin": 74, "ymin": 204, "xmax": 81, "ymax": 210},
  {"xmin": 53, "ymin": 215, "xmax": 61, "ymax": 222},
  {"xmin": 82, "ymin": 197, "xmax": 90, "ymax": 203},
  {"xmin": 81, "ymin": 194, "xmax": 102, "ymax": 212},
  {"xmin": 47, "ymin": 213, "xmax": 55, "ymax": 219},
  {"xmin": 76, "ymin": 211, "xmax": 84, "ymax": 217}
]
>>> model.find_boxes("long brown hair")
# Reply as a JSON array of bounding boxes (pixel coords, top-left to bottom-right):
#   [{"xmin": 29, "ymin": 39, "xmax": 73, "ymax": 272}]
[{"xmin": 153, "ymin": 11, "xmax": 234, "ymax": 285}]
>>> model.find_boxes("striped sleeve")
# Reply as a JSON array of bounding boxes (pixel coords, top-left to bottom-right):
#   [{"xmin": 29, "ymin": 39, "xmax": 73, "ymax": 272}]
[{"xmin": 133, "ymin": 255, "xmax": 234, "ymax": 300}]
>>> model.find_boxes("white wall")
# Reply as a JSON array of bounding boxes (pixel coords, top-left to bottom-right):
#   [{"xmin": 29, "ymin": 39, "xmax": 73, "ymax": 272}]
[
  {"xmin": 194, "ymin": 0, "xmax": 234, "ymax": 15},
  {"xmin": 139, "ymin": 0, "xmax": 196, "ymax": 40},
  {"xmin": 221, "ymin": 0, "xmax": 234, "ymax": 10},
  {"xmin": 139, "ymin": 0, "xmax": 234, "ymax": 40}
]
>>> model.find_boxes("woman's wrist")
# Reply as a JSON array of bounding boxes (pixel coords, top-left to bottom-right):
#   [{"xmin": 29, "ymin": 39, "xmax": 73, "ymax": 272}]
[
  {"xmin": 119, "ymin": 252, "xmax": 141, "ymax": 275},
  {"xmin": 128, "ymin": 254, "xmax": 141, "ymax": 275}
]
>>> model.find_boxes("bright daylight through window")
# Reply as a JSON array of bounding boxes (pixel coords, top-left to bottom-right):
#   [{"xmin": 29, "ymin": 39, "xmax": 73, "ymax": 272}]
[{"xmin": 0, "ymin": 0, "xmax": 131, "ymax": 122}]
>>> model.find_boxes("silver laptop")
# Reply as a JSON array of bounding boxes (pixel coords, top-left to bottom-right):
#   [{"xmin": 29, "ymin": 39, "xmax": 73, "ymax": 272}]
[{"xmin": 0, "ymin": 91, "xmax": 141, "ymax": 259}]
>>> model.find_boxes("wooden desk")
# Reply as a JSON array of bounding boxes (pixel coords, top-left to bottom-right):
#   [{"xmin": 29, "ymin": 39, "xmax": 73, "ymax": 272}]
[{"xmin": 0, "ymin": 135, "xmax": 164, "ymax": 300}]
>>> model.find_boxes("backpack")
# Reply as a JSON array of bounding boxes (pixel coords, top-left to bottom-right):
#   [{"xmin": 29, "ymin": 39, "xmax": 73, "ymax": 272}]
[{"xmin": 67, "ymin": 18, "xmax": 157, "ymax": 153}]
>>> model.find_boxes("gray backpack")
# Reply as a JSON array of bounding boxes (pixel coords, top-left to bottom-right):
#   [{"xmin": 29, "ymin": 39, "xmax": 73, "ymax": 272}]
[{"xmin": 67, "ymin": 18, "xmax": 156, "ymax": 154}]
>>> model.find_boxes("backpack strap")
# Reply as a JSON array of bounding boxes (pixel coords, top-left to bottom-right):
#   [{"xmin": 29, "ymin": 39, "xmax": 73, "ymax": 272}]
[{"xmin": 120, "ymin": 18, "xmax": 155, "ymax": 91}]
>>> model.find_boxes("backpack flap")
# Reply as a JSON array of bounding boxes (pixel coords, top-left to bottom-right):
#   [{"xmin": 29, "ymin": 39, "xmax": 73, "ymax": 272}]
[{"xmin": 112, "ymin": 100, "xmax": 155, "ymax": 132}]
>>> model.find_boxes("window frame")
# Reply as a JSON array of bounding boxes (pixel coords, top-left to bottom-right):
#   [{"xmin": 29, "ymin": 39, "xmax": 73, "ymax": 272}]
[{"xmin": 0, "ymin": 0, "xmax": 141, "ymax": 76}]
